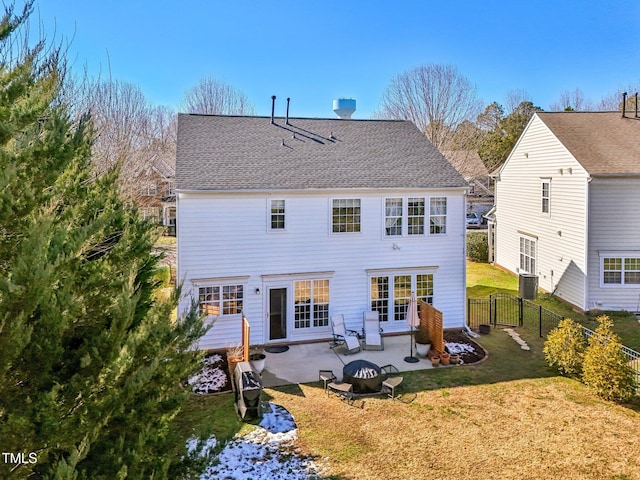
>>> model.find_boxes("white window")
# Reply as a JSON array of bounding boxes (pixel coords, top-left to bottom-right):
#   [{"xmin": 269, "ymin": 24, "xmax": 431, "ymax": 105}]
[
  {"xmin": 198, "ymin": 285, "xmax": 244, "ymax": 317},
  {"xmin": 294, "ymin": 279, "xmax": 330, "ymax": 329},
  {"xmin": 519, "ymin": 237, "xmax": 536, "ymax": 274},
  {"xmin": 429, "ymin": 197, "xmax": 447, "ymax": 234},
  {"xmin": 385, "ymin": 198, "xmax": 403, "ymax": 236},
  {"xmin": 383, "ymin": 197, "xmax": 429, "ymax": 236},
  {"xmin": 370, "ymin": 273, "xmax": 434, "ymax": 322},
  {"xmin": 601, "ymin": 255, "xmax": 640, "ymax": 286},
  {"xmin": 332, "ymin": 199, "xmax": 361, "ymax": 233},
  {"xmin": 541, "ymin": 179, "xmax": 550, "ymax": 214},
  {"xmin": 270, "ymin": 199, "xmax": 286, "ymax": 230},
  {"xmin": 408, "ymin": 198, "xmax": 426, "ymax": 235}
]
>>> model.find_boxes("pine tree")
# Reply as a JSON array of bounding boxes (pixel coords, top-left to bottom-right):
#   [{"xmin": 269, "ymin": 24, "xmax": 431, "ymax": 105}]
[{"xmin": 0, "ymin": 3, "xmax": 207, "ymax": 478}]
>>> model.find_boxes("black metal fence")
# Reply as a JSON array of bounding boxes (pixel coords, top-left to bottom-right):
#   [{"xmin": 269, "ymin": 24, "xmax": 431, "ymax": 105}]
[
  {"xmin": 467, "ymin": 293, "xmax": 564, "ymax": 337},
  {"xmin": 467, "ymin": 293, "xmax": 640, "ymax": 386}
]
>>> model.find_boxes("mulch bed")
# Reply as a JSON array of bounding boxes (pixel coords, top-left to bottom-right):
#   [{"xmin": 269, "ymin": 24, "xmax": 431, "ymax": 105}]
[{"xmin": 444, "ymin": 330, "xmax": 486, "ymax": 364}]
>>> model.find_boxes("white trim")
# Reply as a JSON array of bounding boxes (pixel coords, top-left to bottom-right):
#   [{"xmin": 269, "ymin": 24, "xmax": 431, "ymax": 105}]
[
  {"xmin": 261, "ymin": 271, "xmax": 335, "ymax": 281},
  {"xmin": 192, "ymin": 275, "xmax": 250, "ymax": 286}
]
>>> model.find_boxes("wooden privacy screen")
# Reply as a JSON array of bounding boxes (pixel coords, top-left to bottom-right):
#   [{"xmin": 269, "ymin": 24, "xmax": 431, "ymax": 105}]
[
  {"xmin": 242, "ymin": 316, "xmax": 250, "ymax": 361},
  {"xmin": 419, "ymin": 301, "xmax": 444, "ymax": 354}
]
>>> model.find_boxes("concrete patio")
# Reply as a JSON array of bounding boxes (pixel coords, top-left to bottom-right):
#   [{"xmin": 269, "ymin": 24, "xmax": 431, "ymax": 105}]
[{"xmin": 259, "ymin": 334, "xmax": 435, "ymax": 388}]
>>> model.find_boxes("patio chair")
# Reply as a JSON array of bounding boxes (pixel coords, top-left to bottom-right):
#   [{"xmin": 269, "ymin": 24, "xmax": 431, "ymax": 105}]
[
  {"xmin": 362, "ymin": 310, "xmax": 384, "ymax": 350},
  {"xmin": 330, "ymin": 314, "xmax": 361, "ymax": 354},
  {"xmin": 319, "ymin": 369, "xmax": 337, "ymax": 394},
  {"xmin": 380, "ymin": 364, "xmax": 403, "ymax": 399}
]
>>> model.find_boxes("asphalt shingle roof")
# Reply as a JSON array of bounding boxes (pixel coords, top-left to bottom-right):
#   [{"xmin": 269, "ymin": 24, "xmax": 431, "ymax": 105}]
[
  {"xmin": 536, "ymin": 112, "xmax": 640, "ymax": 176},
  {"xmin": 176, "ymin": 114, "xmax": 466, "ymax": 191}
]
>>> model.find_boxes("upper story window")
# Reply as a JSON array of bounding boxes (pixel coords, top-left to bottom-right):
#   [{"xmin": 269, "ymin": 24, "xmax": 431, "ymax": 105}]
[
  {"xmin": 541, "ymin": 179, "xmax": 550, "ymax": 214},
  {"xmin": 429, "ymin": 197, "xmax": 447, "ymax": 235},
  {"xmin": 408, "ymin": 198, "xmax": 426, "ymax": 235},
  {"xmin": 332, "ymin": 198, "xmax": 361, "ymax": 233},
  {"xmin": 602, "ymin": 255, "xmax": 640, "ymax": 286},
  {"xmin": 139, "ymin": 181, "xmax": 158, "ymax": 197},
  {"xmin": 385, "ymin": 198, "xmax": 403, "ymax": 236},
  {"xmin": 384, "ymin": 197, "xmax": 429, "ymax": 236},
  {"xmin": 270, "ymin": 199, "xmax": 286, "ymax": 230},
  {"xmin": 198, "ymin": 285, "xmax": 244, "ymax": 317}
]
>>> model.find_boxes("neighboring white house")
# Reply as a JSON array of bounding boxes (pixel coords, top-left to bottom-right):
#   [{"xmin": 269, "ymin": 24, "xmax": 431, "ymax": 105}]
[
  {"xmin": 176, "ymin": 112, "xmax": 468, "ymax": 350},
  {"xmin": 493, "ymin": 111, "xmax": 640, "ymax": 313}
]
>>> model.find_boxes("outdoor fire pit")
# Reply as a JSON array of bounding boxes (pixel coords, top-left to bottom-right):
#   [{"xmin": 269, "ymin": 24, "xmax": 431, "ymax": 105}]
[{"xmin": 343, "ymin": 359, "xmax": 382, "ymax": 394}]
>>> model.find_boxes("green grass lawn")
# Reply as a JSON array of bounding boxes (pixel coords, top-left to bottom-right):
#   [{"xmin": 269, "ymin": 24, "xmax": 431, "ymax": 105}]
[{"xmin": 467, "ymin": 260, "xmax": 640, "ymax": 351}]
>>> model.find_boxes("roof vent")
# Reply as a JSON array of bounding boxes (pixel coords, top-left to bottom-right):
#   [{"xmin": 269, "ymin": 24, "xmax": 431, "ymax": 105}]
[{"xmin": 333, "ymin": 98, "xmax": 356, "ymax": 119}]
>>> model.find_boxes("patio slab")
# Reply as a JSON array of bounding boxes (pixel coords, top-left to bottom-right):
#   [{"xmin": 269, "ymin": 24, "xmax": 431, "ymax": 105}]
[{"xmin": 260, "ymin": 334, "xmax": 434, "ymax": 388}]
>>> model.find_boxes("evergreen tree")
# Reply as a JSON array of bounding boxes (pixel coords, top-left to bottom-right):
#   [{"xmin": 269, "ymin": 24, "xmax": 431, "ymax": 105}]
[
  {"xmin": 543, "ymin": 318, "xmax": 586, "ymax": 377},
  {"xmin": 477, "ymin": 101, "xmax": 542, "ymax": 170},
  {"xmin": 582, "ymin": 315, "xmax": 636, "ymax": 403},
  {"xmin": 0, "ymin": 3, "xmax": 207, "ymax": 478}
]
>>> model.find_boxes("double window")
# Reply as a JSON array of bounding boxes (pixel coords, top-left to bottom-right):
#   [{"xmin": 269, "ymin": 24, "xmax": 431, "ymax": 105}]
[
  {"xmin": 384, "ymin": 197, "xmax": 446, "ymax": 236},
  {"xmin": 602, "ymin": 255, "xmax": 640, "ymax": 286},
  {"xmin": 198, "ymin": 285, "xmax": 244, "ymax": 317},
  {"xmin": 370, "ymin": 273, "xmax": 434, "ymax": 322},
  {"xmin": 294, "ymin": 279, "xmax": 330, "ymax": 329}
]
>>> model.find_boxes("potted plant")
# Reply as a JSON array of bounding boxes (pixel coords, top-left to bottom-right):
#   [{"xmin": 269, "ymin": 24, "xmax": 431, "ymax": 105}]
[
  {"xmin": 249, "ymin": 347, "xmax": 266, "ymax": 374},
  {"xmin": 440, "ymin": 350, "xmax": 451, "ymax": 366},
  {"xmin": 226, "ymin": 344, "xmax": 244, "ymax": 374},
  {"xmin": 414, "ymin": 328, "xmax": 431, "ymax": 357},
  {"xmin": 430, "ymin": 351, "xmax": 441, "ymax": 367}
]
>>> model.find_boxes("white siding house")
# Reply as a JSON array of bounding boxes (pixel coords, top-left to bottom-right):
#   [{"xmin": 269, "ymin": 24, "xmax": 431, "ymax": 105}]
[
  {"xmin": 176, "ymin": 113, "xmax": 468, "ymax": 350},
  {"xmin": 494, "ymin": 112, "xmax": 640, "ymax": 313}
]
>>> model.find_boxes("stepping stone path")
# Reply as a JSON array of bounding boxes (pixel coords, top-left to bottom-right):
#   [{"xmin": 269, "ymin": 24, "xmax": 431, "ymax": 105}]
[{"xmin": 502, "ymin": 328, "xmax": 531, "ymax": 351}]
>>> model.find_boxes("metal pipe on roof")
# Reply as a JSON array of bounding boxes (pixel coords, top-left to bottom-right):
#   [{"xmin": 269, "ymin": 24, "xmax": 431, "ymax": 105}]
[
  {"xmin": 635, "ymin": 93, "xmax": 638, "ymax": 118},
  {"xmin": 622, "ymin": 92, "xmax": 627, "ymax": 118},
  {"xmin": 286, "ymin": 97, "xmax": 291, "ymax": 125},
  {"xmin": 271, "ymin": 95, "xmax": 276, "ymax": 124}
]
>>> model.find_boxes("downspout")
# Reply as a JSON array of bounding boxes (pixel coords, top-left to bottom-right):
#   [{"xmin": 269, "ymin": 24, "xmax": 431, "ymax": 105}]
[{"xmin": 584, "ymin": 176, "xmax": 592, "ymax": 311}]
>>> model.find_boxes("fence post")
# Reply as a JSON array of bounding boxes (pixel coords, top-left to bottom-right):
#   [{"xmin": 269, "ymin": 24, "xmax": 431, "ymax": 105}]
[
  {"xmin": 539, "ymin": 305, "xmax": 543, "ymax": 338},
  {"xmin": 518, "ymin": 297, "xmax": 523, "ymax": 327},
  {"xmin": 490, "ymin": 295, "xmax": 495, "ymax": 326}
]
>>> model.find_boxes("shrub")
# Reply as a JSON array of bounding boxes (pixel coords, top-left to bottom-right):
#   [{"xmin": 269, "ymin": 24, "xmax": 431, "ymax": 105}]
[
  {"xmin": 582, "ymin": 315, "xmax": 636, "ymax": 402},
  {"xmin": 466, "ymin": 231, "xmax": 488, "ymax": 262},
  {"xmin": 543, "ymin": 318, "xmax": 586, "ymax": 377}
]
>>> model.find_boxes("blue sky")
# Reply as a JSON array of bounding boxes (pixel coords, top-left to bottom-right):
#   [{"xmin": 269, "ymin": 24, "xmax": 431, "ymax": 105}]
[{"xmin": 33, "ymin": 0, "xmax": 640, "ymax": 119}]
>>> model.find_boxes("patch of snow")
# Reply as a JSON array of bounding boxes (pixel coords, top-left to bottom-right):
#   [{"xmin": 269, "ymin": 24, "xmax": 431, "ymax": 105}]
[
  {"xmin": 446, "ymin": 342, "xmax": 476, "ymax": 354},
  {"xmin": 188, "ymin": 354, "xmax": 229, "ymax": 394},
  {"xmin": 191, "ymin": 403, "xmax": 326, "ymax": 480}
]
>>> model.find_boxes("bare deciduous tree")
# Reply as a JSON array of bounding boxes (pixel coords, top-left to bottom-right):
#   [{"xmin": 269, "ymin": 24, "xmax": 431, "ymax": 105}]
[
  {"xmin": 375, "ymin": 64, "xmax": 482, "ymax": 151},
  {"xmin": 596, "ymin": 83, "xmax": 640, "ymax": 111},
  {"xmin": 549, "ymin": 88, "xmax": 594, "ymax": 111},
  {"xmin": 181, "ymin": 75, "xmax": 255, "ymax": 115}
]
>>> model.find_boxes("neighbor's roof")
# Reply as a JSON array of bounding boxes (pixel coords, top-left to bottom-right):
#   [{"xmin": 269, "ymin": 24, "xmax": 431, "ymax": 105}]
[
  {"xmin": 441, "ymin": 150, "xmax": 489, "ymax": 180},
  {"xmin": 175, "ymin": 114, "xmax": 466, "ymax": 191},
  {"xmin": 536, "ymin": 112, "xmax": 640, "ymax": 176}
]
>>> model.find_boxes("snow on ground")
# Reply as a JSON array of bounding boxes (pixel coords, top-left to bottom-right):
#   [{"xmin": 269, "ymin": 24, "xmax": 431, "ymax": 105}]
[
  {"xmin": 446, "ymin": 342, "xmax": 476, "ymax": 354},
  {"xmin": 191, "ymin": 403, "xmax": 327, "ymax": 480}
]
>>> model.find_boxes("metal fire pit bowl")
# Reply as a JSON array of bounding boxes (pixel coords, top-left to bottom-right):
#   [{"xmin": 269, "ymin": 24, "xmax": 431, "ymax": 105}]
[{"xmin": 342, "ymin": 359, "xmax": 382, "ymax": 394}]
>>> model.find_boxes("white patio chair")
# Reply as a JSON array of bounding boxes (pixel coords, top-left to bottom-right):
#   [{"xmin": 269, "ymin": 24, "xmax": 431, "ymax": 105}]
[
  {"xmin": 330, "ymin": 314, "xmax": 361, "ymax": 354},
  {"xmin": 362, "ymin": 310, "xmax": 384, "ymax": 350}
]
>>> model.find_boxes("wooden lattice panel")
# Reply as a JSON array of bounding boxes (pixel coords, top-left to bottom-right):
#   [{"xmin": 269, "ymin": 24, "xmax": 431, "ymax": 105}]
[{"xmin": 419, "ymin": 301, "xmax": 444, "ymax": 354}]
